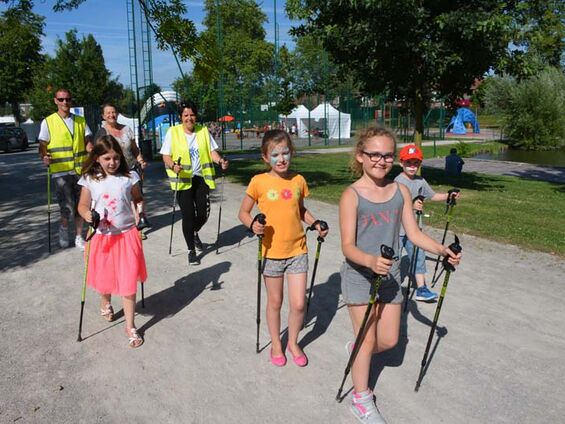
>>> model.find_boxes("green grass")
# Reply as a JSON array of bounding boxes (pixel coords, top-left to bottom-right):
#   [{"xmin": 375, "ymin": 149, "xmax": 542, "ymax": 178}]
[
  {"xmin": 228, "ymin": 152, "xmax": 565, "ymax": 257},
  {"xmin": 477, "ymin": 113, "xmax": 502, "ymax": 128}
]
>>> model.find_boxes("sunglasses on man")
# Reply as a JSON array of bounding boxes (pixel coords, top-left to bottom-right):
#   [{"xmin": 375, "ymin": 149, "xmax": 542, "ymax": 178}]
[{"xmin": 56, "ymin": 97, "xmax": 72, "ymax": 102}]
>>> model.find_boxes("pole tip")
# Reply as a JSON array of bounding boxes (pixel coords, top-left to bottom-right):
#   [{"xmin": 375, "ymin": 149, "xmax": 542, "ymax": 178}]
[{"xmin": 77, "ymin": 336, "xmax": 82, "ymax": 342}]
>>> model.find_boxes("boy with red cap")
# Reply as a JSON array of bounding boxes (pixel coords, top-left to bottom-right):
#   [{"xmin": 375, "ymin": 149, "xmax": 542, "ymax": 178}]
[{"xmin": 394, "ymin": 144, "xmax": 461, "ymax": 301}]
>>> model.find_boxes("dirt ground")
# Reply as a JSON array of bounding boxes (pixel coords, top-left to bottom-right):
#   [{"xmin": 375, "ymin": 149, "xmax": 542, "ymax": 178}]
[{"xmin": 1, "ymin": 150, "xmax": 564, "ymax": 423}]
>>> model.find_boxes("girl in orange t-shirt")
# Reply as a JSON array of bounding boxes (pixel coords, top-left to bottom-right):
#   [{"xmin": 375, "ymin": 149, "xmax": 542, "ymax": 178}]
[{"xmin": 239, "ymin": 130, "xmax": 329, "ymax": 367}]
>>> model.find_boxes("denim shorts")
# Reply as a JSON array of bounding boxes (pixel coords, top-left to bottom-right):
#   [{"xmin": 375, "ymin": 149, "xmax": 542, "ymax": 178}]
[
  {"xmin": 54, "ymin": 174, "xmax": 81, "ymax": 219},
  {"xmin": 401, "ymin": 235, "xmax": 427, "ymax": 274},
  {"xmin": 340, "ymin": 261, "xmax": 403, "ymax": 305},
  {"xmin": 263, "ymin": 253, "xmax": 308, "ymax": 277}
]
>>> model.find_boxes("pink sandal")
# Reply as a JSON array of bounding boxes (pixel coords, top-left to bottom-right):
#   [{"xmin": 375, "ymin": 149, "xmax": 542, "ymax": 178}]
[
  {"xmin": 100, "ymin": 304, "xmax": 114, "ymax": 322},
  {"xmin": 126, "ymin": 328, "xmax": 144, "ymax": 348}
]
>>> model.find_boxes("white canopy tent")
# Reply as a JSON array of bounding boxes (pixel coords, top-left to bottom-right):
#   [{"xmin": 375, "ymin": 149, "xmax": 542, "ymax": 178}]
[
  {"xmin": 279, "ymin": 105, "xmax": 310, "ymax": 137},
  {"xmin": 300, "ymin": 103, "xmax": 351, "ymax": 140}
]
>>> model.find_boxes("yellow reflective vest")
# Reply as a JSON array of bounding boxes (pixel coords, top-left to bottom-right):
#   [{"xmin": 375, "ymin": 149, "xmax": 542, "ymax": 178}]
[
  {"xmin": 166, "ymin": 124, "xmax": 216, "ymax": 191},
  {"xmin": 45, "ymin": 113, "xmax": 88, "ymax": 174}
]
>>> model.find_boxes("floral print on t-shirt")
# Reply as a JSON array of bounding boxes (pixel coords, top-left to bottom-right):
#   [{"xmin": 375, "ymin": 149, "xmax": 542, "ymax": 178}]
[{"xmin": 266, "ymin": 186, "xmax": 301, "ymax": 201}]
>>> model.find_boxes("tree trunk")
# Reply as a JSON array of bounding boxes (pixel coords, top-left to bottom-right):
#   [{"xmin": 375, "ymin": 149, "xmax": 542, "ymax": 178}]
[
  {"xmin": 413, "ymin": 93, "xmax": 424, "ymax": 150},
  {"xmin": 10, "ymin": 101, "xmax": 22, "ymax": 126}
]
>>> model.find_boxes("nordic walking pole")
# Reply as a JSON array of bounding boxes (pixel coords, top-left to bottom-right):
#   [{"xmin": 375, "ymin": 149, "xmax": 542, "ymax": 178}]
[
  {"xmin": 77, "ymin": 209, "xmax": 100, "ymax": 342},
  {"xmin": 304, "ymin": 220, "xmax": 329, "ymax": 326},
  {"xmin": 252, "ymin": 213, "xmax": 267, "ymax": 353},
  {"xmin": 430, "ymin": 188, "xmax": 460, "ymax": 287},
  {"xmin": 47, "ymin": 164, "xmax": 51, "ymax": 253},
  {"xmin": 168, "ymin": 157, "xmax": 182, "ymax": 255},
  {"xmin": 415, "ymin": 235, "xmax": 462, "ymax": 392},
  {"xmin": 404, "ymin": 194, "xmax": 425, "ymax": 312},
  {"xmin": 215, "ymin": 161, "xmax": 226, "ymax": 254},
  {"xmin": 136, "ymin": 204, "xmax": 149, "ymax": 308},
  {"xmin": 336, "ymin": 244, "xmax": 395, "ymax": 402}
]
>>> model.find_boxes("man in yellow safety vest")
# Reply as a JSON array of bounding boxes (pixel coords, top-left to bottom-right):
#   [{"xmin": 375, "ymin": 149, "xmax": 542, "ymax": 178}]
[{"xmin": 39, "ymin": 88, "xmax": 93, "ymax": 250}]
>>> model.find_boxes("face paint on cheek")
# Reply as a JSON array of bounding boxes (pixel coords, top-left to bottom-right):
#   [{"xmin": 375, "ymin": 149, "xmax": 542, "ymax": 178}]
[
  {"xmin": 270, "ymin": 156, "xmax": 279, "ymax": 167},
  {"xmin": 282, "ymin": 153, "xmax": 291, "ymax": 162}
]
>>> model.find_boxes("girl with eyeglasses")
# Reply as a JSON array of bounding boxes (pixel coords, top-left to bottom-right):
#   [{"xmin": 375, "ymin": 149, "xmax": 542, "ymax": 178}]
[{"xmin": 338, "ymin": 127, "xmax": 462, "ymax": 423}]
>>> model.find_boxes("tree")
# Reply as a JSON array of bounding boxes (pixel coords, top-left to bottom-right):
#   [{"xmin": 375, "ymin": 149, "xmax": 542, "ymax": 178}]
[
  {"xmin": 274, "ymin": 45, "xmax": 296, "ymax": 116},
  {"xmin": 286, "ymin": 1, "xmax": 541, "ymax": 145},
  {"xmin": 484, "ymin": 67, "xmax": 565, "ymax": 150},
  {"xmin": 51, "ymin": 0, "xmax": 198, "ymax": 61},
  {"xmin": 177, "ymin": 0, "xmax": 274, "ymax": 119},
  {"xmin": 499, "ymin": 1, "xmax": 565, "ymax": 80},
  {"xmin": 0, "ymin": 0, "xmax": 44, "ymax": 124},
  {"xmin": 27, "ymin": 30, "xmax": 124, "ymax": 119},
  {"xmin": 291, "ymin": 35, "xmax": 334, "ymax": 97}
]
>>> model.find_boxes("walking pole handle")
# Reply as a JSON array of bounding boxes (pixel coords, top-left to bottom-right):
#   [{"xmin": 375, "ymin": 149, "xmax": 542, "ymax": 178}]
[
  {"xmin": 85, "ymin": 210, "xmax": 100, "ymax": 242},
  {"xmin": 307, "ymin": 220, "xmax": 329, "ymax": 242},
  {"xmin": 444, "ymin": 188, "xmax": 460, "ymax": 212},
  {"xmin": 380, "ymin": 244, "xmax": 395, "ymax": 263},
  {"xmin": 442, "ymin": 235, "xmax": 462, "ymax": 272},
  {"xmin": 412, "ymin": 194, "xmax": 425, "ymax": 204},
  {"xmin": 413, "ymin": 194, "xmax": 425, "ymax": 216},
  {"xmin": 250, "ymin": 213, "xmax": 266, "ymax": 234}
]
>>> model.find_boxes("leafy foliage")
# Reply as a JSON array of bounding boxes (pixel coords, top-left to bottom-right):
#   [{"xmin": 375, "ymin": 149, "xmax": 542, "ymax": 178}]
[
  {"xmin": 285, "ymin": 0, "xmax": 565, "ymax": 138},
  {"xmin": 175, "ymin": 0, "xmax": 274, "ymax": 119},
  {"xmin": 52, "ymin": 0, "xmax": 198, "ymax": 61},
  {"xmin": 26, "ymin": 30, "xmax": 124, "ymax": 120},
  {"xmin": 484, "ymin": 67, "xmax": 565, "ymax": 150},
  {"xmin": 0, "ymin": 0, "xmax": 44, "ymax": 123},
  {"xmin": 499, "ymin": 1, "xmax": 565, "ymax": 80}
]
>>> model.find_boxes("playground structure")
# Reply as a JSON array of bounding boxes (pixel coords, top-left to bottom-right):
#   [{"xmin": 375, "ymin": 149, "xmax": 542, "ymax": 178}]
[{"xmin": 446, "ymin": 107, "xmax": 480, "ymax": 135}]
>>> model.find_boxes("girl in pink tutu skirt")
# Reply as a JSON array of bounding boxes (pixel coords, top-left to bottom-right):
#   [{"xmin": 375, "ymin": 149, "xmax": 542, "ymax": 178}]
[{"xmin": 78, "ymin": 135, "xmax": 147, "ymax": 348}]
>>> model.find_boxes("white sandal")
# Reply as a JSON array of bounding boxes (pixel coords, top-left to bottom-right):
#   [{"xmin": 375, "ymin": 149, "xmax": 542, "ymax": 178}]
[
  {"xmin": 127, "ymin": 328, "xmax": 144, "ymax": 348},
  {"xmin": 100, "ymin": 304, "xmax": 114, "ymax": 322}
]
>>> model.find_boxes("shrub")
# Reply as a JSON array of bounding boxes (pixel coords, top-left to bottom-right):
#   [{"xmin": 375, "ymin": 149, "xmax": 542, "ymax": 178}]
[{"xmin": 484, "ymin": 67, "xmax": 565, "ymax": 150}]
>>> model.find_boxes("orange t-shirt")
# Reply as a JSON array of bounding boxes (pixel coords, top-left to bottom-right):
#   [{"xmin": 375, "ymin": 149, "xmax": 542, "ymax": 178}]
[{"xmin": 246, "ymin": 172, "xmax": 310, "ymax": 259}]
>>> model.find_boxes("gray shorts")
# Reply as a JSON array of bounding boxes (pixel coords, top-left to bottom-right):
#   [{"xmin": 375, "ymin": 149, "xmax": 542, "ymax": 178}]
[
  {"xmin": 340, "ymin": 261, "xmax": 403, "ymax": 305},
  {"xmin": 54, "ymin": 174, "xmax": 81, "ymax": 220},
  {"xmin": 263, "ymin": 253, "xmax": 308, "ymax": 278}
]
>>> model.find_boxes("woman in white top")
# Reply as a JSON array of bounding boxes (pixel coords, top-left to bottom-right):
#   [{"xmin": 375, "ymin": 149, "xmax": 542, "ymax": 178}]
[
  {"xmin": 95, "ymin": 103, "xmax": 149, "ymax": 238},
  {"xmin": 95, "ymin": 103, "xmax": 147, "ymax": 172}
]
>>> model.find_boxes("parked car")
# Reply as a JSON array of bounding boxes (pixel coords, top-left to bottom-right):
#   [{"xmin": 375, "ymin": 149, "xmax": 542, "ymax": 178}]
[{"xmin": 0, "ymin": 126, "xmax": 28, "ymax": 152}]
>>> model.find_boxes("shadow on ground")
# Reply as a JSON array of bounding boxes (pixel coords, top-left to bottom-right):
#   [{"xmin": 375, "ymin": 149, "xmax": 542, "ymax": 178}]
[{"xmin": 137, "ymin": 261, "xmax": 231, "ymax": 334}]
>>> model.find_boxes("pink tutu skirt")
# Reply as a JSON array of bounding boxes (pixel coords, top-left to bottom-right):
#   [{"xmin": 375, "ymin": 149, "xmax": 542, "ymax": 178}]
[{"xmin": 85, "ymin": 227, "xmax": 147, "ymax": 296}]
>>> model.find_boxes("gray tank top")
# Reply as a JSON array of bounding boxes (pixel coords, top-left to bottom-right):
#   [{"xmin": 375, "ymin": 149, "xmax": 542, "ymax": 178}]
[{"xmin": 346, "ymin": 183, "xmax": 404, "ymax": 278}]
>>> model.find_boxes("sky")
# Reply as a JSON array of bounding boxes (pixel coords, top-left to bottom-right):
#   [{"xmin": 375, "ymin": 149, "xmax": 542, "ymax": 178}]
[{"xmin": 1, "ymin": 0, "xmax": 297, "ymax": 89}]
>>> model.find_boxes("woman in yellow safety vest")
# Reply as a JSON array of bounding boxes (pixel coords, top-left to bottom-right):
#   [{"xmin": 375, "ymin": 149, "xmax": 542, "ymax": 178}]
[{"xmin": 160, "ymin": 100, "xmax": 229, "ymax": 266}]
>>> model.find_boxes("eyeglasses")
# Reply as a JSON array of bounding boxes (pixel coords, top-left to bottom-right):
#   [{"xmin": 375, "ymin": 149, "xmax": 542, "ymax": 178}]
[
  {"xmin": 362, "ymin": 151, "xmax": 395, "ymax": 163},
  {"xmin": 56, "ymin": 97, "xmax": 72, "ymax": 103}
]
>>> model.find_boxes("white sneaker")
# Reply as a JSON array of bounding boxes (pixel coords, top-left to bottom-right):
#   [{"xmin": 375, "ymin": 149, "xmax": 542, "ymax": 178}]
[
  {"xmin": 350, "ymin": 390, "xmax": 387, "ymax": 424},
  {"xmin": 74, "ymin": 235, "xmax": 85, "ymax": 250},
  {"xmin": 59, "ymin": 226, "xmax": 69, "ymax": 248}
]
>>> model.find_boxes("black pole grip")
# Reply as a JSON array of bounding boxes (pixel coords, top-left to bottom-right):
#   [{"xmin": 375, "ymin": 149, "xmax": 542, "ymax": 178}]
[
  {"xmin": 380, "ymin": 244, "xmax": 395, "ymax": 261},
  {"xmin": 412, "ymin": 194, "xmax": 425, "ymax": 204},
  {"xmin": 447, "ymin": 188, "xmax": 460, "ymax": 205},
  {"xmin": 442, "ymin": 235, "xmax": 462, "ymax": 272},
  {"xmin": 308, "ymin": 219, "xmax": 329, "ymax": 232},
  {"xmin": 250, "ymin": 213, "xmax": 266, "ymax": 234}
]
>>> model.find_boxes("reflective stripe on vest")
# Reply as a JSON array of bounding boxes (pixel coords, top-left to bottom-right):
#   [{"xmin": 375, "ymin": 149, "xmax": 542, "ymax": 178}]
[
  {"xmin": 45, "ymin": 113, "xmax": 87, "ymax": 174},
  {"xmin": 165, "ymin": 124, "xmax": 216, "ymax": 190}
]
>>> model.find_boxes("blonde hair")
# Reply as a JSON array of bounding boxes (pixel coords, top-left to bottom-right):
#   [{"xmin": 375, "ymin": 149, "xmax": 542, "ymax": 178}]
[{"xmin": 350, "ymin": 127, "xmax": 397, "ymax": 176}]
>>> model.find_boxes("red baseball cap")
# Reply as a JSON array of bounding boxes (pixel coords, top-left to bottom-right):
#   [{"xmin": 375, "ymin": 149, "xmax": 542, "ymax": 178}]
[{"xmin": 399, "ymin": 144, "xmax": 423, "ymax": 161}]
